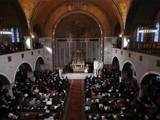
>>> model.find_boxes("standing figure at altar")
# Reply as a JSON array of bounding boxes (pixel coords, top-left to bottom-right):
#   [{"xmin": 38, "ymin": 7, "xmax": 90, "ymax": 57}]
[
  {"xmin": 59, "ymin": 68, "xmax": 63, "ymax": 79},
  {"xmin": 84, "ymin": 64, "xmax": 89, "ymax": 73},
  {"xmin": 93, "ymin": 59, "xmax": 103, "ymax": 77}
]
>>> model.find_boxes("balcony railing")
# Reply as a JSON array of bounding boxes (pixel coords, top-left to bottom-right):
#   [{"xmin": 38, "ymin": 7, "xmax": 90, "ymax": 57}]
[
  {"xmin": 113, "ymin": 36, "xmax": 160, "ymax": 57},
  {"xmin": 127, "ymin": 41, "xmax": 160, "ymax": 57},
  {"xmin": 0, "ymin": 48, "xmax": 44, "ymax": 63},
  {"xmin": 0, "ymin": 42, "xmax": 43, "ymax": 56}
]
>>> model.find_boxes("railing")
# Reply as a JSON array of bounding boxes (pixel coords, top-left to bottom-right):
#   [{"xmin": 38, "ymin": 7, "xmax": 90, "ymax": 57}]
[
  {"xmin": 55, "ymin": 37, "xmax": 100, "ymax": 41},
  {"xmin": 128, "ymin": 41, "xmax": 160, "ymax": 57},
  {"xmin": 113, "ymin": 36, "xmax": 160, "ymax": 57},
  {"xmin": 0, "ymin": 48, "xmax": 44, "ymax": 64},
  {"xmin": 0, "ymin": 42, "xmax": 43, "ymax": 56}
]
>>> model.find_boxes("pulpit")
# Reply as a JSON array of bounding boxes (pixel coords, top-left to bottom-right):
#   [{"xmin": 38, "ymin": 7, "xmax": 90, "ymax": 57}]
[{"xmin": 71, "ymin": 50, "xmax": 85, "ymax": 72}]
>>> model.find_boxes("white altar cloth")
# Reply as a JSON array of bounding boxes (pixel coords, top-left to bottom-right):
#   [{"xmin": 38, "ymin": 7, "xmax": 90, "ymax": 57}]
[{"xmin": 62, "ymin": 73, "xmax": 93, "ymax": 80}]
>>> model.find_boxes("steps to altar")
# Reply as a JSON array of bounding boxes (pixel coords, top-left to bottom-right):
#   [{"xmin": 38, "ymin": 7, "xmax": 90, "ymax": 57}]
[{"xmin": 62, "ymin": 73, "xmax": 93, "ymax": 80}]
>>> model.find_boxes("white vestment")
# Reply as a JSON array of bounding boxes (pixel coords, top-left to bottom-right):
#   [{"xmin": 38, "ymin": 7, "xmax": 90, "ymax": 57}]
[{"xmin": 93, "ymin": 60, "xmax": 103, "ymax": 77}]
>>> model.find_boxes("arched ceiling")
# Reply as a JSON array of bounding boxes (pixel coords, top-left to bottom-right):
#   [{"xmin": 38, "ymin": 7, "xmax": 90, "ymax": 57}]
[
  {"xmin": 19, "ymin": 0, "xmax": 132, "ymax": 36},
  {"xmin": 55, "ymin": 13, "xmax": 101, "ymax": 38}
]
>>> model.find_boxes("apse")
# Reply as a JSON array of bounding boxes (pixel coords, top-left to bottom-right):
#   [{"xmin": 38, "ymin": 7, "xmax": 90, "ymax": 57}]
[
  {"xmin": 54, "ymin": 13, "xmax": 101, "ymax": 39},
  {"xmin": 53, "ymin": 13, "xmax": 102, "ymax": 69}
]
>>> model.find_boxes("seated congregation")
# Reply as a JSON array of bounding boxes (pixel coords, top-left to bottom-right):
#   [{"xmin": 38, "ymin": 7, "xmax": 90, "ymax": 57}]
[
  {"xmin": 84, "ymin": 65, "xmax": 160, "ymax": 120},
  {"xmin": 0, "ymin": 62, "xmax": 160, "ymax": 120},
  {"xmin": 0, "ymin": 69, "xmax": 69, "ymax": 120}
]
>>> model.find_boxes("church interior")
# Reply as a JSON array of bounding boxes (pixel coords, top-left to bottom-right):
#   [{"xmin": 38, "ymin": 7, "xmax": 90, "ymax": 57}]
[{"xmin": 0, "ymin": 0, "xmax": 160, "ymax": 120}]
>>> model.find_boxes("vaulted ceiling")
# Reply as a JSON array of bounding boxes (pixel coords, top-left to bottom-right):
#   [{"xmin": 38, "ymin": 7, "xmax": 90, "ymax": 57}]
[
  {"xmin": 19, "ymin": 0, "xmax": 131, "ymax": 22},
  {"xmin": 19, "ymin": 0, "xmax": 132, "ymax": 36},
  {"xmin": 1, "ymin": 0, "xmax": 158, "ymax": 37}
]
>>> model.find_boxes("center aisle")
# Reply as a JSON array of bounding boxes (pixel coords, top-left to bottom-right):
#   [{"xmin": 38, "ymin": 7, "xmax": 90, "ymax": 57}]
[{"xmin": 67, "ymin": 80, "xmax": 84, "ymax": 120}]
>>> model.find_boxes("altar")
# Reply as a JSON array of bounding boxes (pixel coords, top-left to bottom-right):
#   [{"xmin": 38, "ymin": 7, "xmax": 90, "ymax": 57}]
[
  {"xmin": 71, "ymin": 50, "xmax": 86, "ymax": 72},
  {"xmin": 62, "ymin": 73, "xmax": 93, "ymax": 80}
]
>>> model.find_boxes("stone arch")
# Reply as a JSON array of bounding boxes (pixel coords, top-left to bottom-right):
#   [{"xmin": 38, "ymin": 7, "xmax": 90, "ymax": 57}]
[
  {"xmin": 12, "ymin": 62, "xmax": 33, "ymax": 100},
  {"xmin": 140, "ymin": 72, "xmax": 160, "ymax": 106},
  {"xmin": 44, "ymin": 3, "xmax": 111, "ymax": 37},
  {"xmin": 34, "ymin": 56, "xmax": 45, "ymax": 71},
  {"xmin": 121, "ymin": 60, "xmax": 140, "ymax": 98},
  {"xmin": 112, "ymin": 56, "xmax": 120, "ymax": 72},
  {"xmin": 52, "ymin": 11, "xmax": 106, "ymax": 37},
  {"xmin": 14, "ymin": 62, "xmax": 33, "ymax": 83},
  {"xmin": 0, "ymin": 73, "xmax": 12, "ymax": 100},
  {"xmin": 122, "ymin": 61, "xmax": 136, "ymax": 79},
  {"xmin": 140, "ymin": 71, "xmax": 160, "ymax": 84},
  {"xmin": 0, "ymin": 74, "xmax": 10, "ymax": 88}
]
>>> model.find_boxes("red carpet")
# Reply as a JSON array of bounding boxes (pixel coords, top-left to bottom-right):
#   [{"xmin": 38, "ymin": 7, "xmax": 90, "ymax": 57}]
[{"xmin": 68, "ymin": 80, "xmax": 84, "ymax": 120}]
